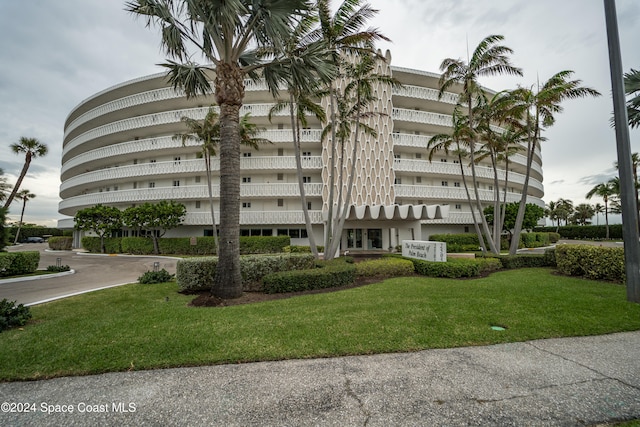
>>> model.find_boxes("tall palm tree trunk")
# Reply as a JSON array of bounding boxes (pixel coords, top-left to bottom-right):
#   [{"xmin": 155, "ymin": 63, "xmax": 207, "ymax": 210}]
[
  {"xmin": 13, "ymin": 200, "xmax": 28, "ymax": 244},
  {"xmin": 3, "ymin": 155, "xmax": 31, "ymax": 209},
  {"xmin": 204, "ymin": 151, "xmax": 219, "ymax": 255},
  {"xmin": 213, "ymin": 63, "xmax": 243, "ymax": 298},
  {"xmin": 289, "ymin": 94, "xmax": 319, "ymax": 258},
  {"xmin": 458, "ymin": 152, "xmax": 487, "ymax": 254},
  {"xmin": 325, "ymin": 86, "xmax": 339, "ymax": 260}
]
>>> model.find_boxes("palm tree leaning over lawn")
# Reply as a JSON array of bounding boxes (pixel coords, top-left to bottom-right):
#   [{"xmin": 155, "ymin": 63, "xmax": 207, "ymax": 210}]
[
  {"xmin": 13, "ymin": 189, "xmax": 35, "ymax": 244},
  {"xmin": 3, "ymin": 137, "xmax": 48, "ymax": 209},
  {"xmin": 127, "ymin": 0, "xmax": 311, "ymax": 299},
  {"xmin": 625, "ymin": 68, "xmax": 640, "ymax": 129},
  {"xmin": 586, "ymin": 181, "xmax": 616, "ymax": 239},
  {"xmin": 439, "ymin": 34, "xmax": 523, "ymax": 255},
  {"xmin": 428, "ymin": 107, "xmax": 488, "ymax": 253},
  {"xmin": 508, "ymin": 71, "xmax": 601, "ymax": 255},
  {"xmin": 266, "ymin": 13, "xmax": 336, "ymax": 258},
  {"xmin": 314, "ymin": 0, "xmax": 389, "ymax": 259}
]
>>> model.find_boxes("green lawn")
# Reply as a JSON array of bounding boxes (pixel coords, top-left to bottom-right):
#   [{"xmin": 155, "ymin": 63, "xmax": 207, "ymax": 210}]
[{"xmin": 1, "ymin": 267, "xmax": 639, "ymax": 381}]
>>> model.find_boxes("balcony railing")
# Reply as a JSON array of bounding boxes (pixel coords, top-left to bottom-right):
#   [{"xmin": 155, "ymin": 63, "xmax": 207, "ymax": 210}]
[
  {"xmin": 58, "ymin": 183, "xmax": 323, "ymax": 213},
  {"xmin": 392, "ymin": 85, "xmax": 459, "ymax": 105},
  {"xmin": 61, "ymin": 157, "xmax": 324, "ymax": 195}
]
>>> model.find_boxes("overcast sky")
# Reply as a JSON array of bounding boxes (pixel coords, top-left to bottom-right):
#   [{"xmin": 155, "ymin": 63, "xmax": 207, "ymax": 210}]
[{"xmin": 1, "ymin": 0, "xmax": 638, "ymax": 227}]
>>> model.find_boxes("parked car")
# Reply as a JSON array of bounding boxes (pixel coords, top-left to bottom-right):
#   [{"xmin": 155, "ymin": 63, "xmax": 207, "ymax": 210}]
[{"xmin": 24, "ymin": 236, "xmax": 45, "ymax": 243}]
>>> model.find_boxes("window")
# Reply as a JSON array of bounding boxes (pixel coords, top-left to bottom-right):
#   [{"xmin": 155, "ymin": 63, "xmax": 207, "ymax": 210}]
[
  {"xmin": 242, "ymin": 177, "xmax": 251, "ymax": 183},
  {"xmin": 277, "ymin": 123, "xmax": 284, "ymax": 130},
  {"xmin": 106, "ymin": 187, "xmax": 110, "ymax": 192},
  {"xmin": 133, "ymin": 159, "xmax": 138, "ymax": 165},
  {"xmin": 488, "ymin": 185, "xmax": 493, "ymax": 191},
  {"xmin": 453, "ymin": 159, "xmax": 460, "ymax": 164},
  {"xmin": 242, "ymin": 202, "xmax": 251, "ymax": 208},
  {"xmin": 174, "ymin": 156, "xmax": 181, "ymax": 165},
  {"xmin": 302, "ymin": 176, "xmax": 311, "ymax": 183},
  {"xmin": 416, "ymin": 177, "xmax": 422, "ymax": 184},
  {"xmin": 441, "ymin": 181, "xmax": 448, "ymax": 187},
  {"xmin": 277, "ymin": 173, "xmax": 284, "ymax": 181},
  {"xmin": 149, "ymin": 182, "xmax": 155, "ymax": 188},
  {"xmin": 277, "ymin": 229, "xmax": 288, "ymax": 236},
  {"xmin": 440, "ymin": 158, "xmax": 447, "ymax": 162},
  {"xmin": 277, "ymin": 199, "xmax": 284, "ymax": 207},
  {"xmin": 415, "ymin": 153, "xmax": 422, "ymax": 159},
  {"xmin": 195, "ymin": 201, "xmax": 201, "ymax": 209},
  {"xmin": 394, "ymin": 178, "xmax": 402, "ymax": 184},
  {"xmin": 464, "ymin": 226, "xmax": 470, "ymax": 233},
  {"xmin": 113, "ymin": 185, "xmax": 118, "ymax": 191},
  {"xmin": 243, "ymin": 152, "xmax": 251, "ymax": 157},
  {"xmin": 150, "ymin": 159, "xmax": 156, "ymax": 165},
  {"xmin": 278, "ymin": 148, "xmax": 284, "ymax": 156},
  {"xmin": 195, "ymin": 176, "xmax": 201, "ymax": 183},
  {"xmin": 307, "ymin": 201, "xmax": 312, "ymax": 210},
  {"xmin": 302, "ymin": 151, "xmax": 311, "ymax": 159},
  {"xmin": 133, "ymin": 182, "xmax": 138, "ymax": 189},
  {"xmin": 394, "ymin": 154, "xmax": 401, "ymax": 160},
  {"xmin": 173, "ymin": 180, "xmax": 180, "ymax": 187},
  {"xmin": 454, "ymin": 182, "xmax": 460, "ymax": 187},
  {"xmin": 289, "ymin": 229, "xmax": 300, "ymax": 239},
  {"xmin": 455, "ymin": 204, "xmax": 462, "ymax": 210}
]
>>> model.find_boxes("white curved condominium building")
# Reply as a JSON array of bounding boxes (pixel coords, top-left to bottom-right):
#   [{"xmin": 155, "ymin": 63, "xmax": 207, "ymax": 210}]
[{"xmin": 59, "ymin": 52, "xmax": 544, "ymax": 251}]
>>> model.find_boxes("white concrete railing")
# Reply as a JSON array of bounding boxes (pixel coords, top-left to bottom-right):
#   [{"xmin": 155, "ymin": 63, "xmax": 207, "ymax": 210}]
[
  {"xmin": 391, "ymin": 133, "xmax": 544, "ymax": 177},
  {"xmin": 61, "ymin": 157, "xmax": 323, "ymax": 194},
  {"xmin": 63, "ymin": 104, "xmax": 288, "ymax": 156},
  {"xmin": 61, "ymin": 130, "xmax": 323, "ymax": 176},
  {"xmin": 395, "ymin": 185, "xmax": 545, "ymax": 208},
  {"xmin": 58, "ymin": 183, "xmax": 323, "ymax": 212},
  {"xmin": 393, "ymin": 159, "xmax": 545, "ymax": 194},
  {"xmin": 392, "ymin": 84, "xmax": 459, "ymax": 105}
]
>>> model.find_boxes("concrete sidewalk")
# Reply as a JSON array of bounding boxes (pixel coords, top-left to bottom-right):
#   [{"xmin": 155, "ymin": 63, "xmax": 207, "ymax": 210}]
[{"xmin": 1, "ymin": 331, "xmax": 639, "ymax": 426}]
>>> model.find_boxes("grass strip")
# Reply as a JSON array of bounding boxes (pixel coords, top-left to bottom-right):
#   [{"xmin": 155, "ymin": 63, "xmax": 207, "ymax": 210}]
[{"xmin": 1, "ymin": 268, "xmax": 639, "ymax": 381}]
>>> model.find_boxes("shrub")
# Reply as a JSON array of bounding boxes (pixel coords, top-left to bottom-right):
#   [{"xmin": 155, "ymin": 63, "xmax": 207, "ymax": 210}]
[
  {"xmin": 0, "ymin": 252, "xmax": 40, "ymax": 277},
  {"xmin": 138, "ymin": 268, "xmax": 175, "ymax": 284},
  {"xmin": 262, "ymin": 258, "xmax": 356, "ymax": 294},
  {"xmin": 429, "ymin": 233, "xmax": 480, "ymax": 253},
  {"xmin": 122, "ymin": 237, "xmax": 155, "ymax": 255},
  {"xmin": 543, "ymin": 248, "xmax": 557, "ymax": 267},
  {"xmin": 555, "ymin": 244, "xmax": 625, "ymax": 283},
  {"xmin": 534, "ymin": 225, "xmax": 623, "ymax": 240},
  {"xmin": 411, "ymin": 257, "xmax": 502, "ymax": 278},
  {"xmin": 548, "ymin": 232, "xmax": 561, "ymax": 243},
  {"xmin": 0, "ymin": 299, "xmax": 32, "ymax": 332},
  {"xmin": 355, "ymin": 258, "xmax": 415, "ymax": 278},
  {"xmin": 48, "ymin": 236, "xmax": 73, "ymax": 251},
  {"xmin": 46, "ymin": 265, "xmax": 71, "ymax": 273},
  {"xmin": 283, "ymin": 245, "xmax": 325, "ymax": 253},
  {"xmin": 81, "ymin": 237, "xmax": 122, "ymax": 253},
  {"xmin": 492, "ymin": 254, "xmax": 552, "ymax": 269},
  {"xmin": 240, "ymin": 236, "xmax": 290, "ymax": 254},
  {"xmin": 176, "ymin": 253, "xmax": 315, "ymax": 293}
]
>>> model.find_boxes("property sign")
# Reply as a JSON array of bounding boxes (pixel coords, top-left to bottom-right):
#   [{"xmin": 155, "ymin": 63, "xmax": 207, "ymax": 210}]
[{"xmin": 402, "ymin": 240, "xmax": 447, "ymax": 262}]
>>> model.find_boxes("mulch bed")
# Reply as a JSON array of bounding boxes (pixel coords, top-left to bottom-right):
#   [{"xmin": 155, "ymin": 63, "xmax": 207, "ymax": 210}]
[{"xmin": 188, "ymin": 275, "xmax": 399, "ymax": 308}]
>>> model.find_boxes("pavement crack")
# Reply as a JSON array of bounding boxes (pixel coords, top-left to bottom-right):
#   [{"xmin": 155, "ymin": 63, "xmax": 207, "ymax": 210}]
[
  {"xmin": 526, "ymin": 341, "xmax": 640, "ymax": 393},
  {"xmin": 343, "ymin": 375, "xmax": 371, "ymax": 426}
]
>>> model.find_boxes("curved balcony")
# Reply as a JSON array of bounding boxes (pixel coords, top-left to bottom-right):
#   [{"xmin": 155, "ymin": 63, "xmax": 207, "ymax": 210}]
[
  {"xmin": 61, "ymin": 129, "xmax": 323, "ymax": 178},
  {"xmin": 58, "ymin": 183, "xmax": 323, "ymax": 215},
  {"xmin": 395, "ymin": 185, "xmax": 545, "ymax": 208},
  {"xmin": 392, "ymin": 84, "xmax": 459, "ymax": 105},
  {"xmin": 391, "ymin": 133, "xmax": 543, "ymax": 178},
  {"xmin": 184, "ymin": 210, "xmax": 324, "ymax": 225},
  {"xmin": 63, "ymin": 104, "xmax": 287, "ymax": 160},
  {"xmin": 393, "ymin": 159, "xmax": 544, "ymax": 196},
  {"xmin": 60, "ymin": 157, "xmax": 323, "ymax": 197}
]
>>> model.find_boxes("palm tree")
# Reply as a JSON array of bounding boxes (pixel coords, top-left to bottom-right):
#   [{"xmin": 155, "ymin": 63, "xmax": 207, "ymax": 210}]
[
  {"xmin": 545, "ymin": 200, "xmax": 559, "ymax": 228},
  {"xmin": 593, "ymin": 203, "xmax": 604, "ymax": 226},
  {"xmin": 508, "ymin": 71, "xmax": 601, "ymax": 255},
  {"xmin": 13, "ymin": 189, "xmax": 36, "ymax": 244},
  {"xmin": 127, "ymin": 0, "xmax": 311, "ymax": 299},
  {"xmin": 439, "ymin": 34, "xmax": 523, "ymax": 255},
  {"xmin": 0, "ymin": 168, "xmax": 12, "ymax": 204},
  {"xmin": 428, "ymin": 107, "xmax": 488, "ymax": 253},
  {"xmin": 556, "ymin": 198, "xmax": 574, "ymax": 227},
  {"xmin": 326, "ymin": 52, "xmax": 400, "ymax": 259},
  {"xmin": 586, "ymin": 181, "xmax": 616, "ymax": 239},
  {"xmin": 265, "ymin": 14, "xmax": 336, "ymax": 258},
  {"xmin": 572, "ymin": 203, "xmax": 595, "ymax": 226},
  {"xmin": 625, "ymin": 68, "xmax": 640, "ymax": 129},
  {"xmin": 3, "ymin": 137, "xmax": 48, "ymax": 209},
  {"xmin": 314, "ymin": 0, "xmax": 389, "ymax": 258}
]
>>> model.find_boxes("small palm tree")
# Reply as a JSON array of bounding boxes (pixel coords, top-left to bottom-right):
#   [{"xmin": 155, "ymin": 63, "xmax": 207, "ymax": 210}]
[
  {"xmin": 572, "ymin": 203, "xmax": 595, "ymax": 226},
  {"xmin": 586, "ymin": 181, "xmax": 616, "ymax": 239},
  {"xmin": 4, "ymin": 137, "xmax": 48, "ymax": 209},
  {"xmin": 593, "ymin": 203, "xmax": 604, "ymax": 226},
  {"xmin": 13, "ymin": 189, "xmax": 36, "ymax": 244}
]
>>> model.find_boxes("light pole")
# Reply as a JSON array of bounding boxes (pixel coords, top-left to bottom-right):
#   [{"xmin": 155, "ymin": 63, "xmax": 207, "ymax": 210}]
[{"xmin": 604, "ymin": 0, "xmax": 640, "ymax": 302}]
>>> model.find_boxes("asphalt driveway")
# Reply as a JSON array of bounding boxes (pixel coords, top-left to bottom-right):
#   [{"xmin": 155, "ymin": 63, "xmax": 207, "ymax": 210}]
[{"xmin": 0, "ymin": 243, "xmax": 178, "ymax": 306}]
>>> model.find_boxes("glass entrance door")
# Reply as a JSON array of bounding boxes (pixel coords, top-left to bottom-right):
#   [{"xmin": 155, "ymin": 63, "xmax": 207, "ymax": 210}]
[
  {"xmin": 346, "ymin": 229, "xmax": 363, "ymax": 249},
  {"xmin": 367, "ymin": 229, "xmax": 383, "ymax": 250}
]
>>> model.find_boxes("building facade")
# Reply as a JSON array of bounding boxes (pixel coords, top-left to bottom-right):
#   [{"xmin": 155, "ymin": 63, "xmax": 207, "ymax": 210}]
[{"xmin": 59, "ymin": 51, "xmax": 544, "ymax": 251}]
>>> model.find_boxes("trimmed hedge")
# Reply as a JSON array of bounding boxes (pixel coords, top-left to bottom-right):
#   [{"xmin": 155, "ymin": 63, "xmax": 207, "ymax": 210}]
[
  {"xmin": 82, "ymin": 236, "xmax": 290, "ymax": 255},
  {"xmin": 555, "ymin": 244, "xmax": 625, "ymax": 283},
  {"xmin": 430, "ymin": 232, "xmax": 555, "ymax": 252},
  {"xmin": 283, "ymin": 245, "xmax": 325, "ymax": 253},
  {"xmin": 262, "ymin": 258, "xmax": 356, "ymax": 294},
  {"xmin": 534, "ymin": 225, "xmax": 623, "ymax": 240},
  {"xmin": 176, "ymin": 253, "xmax": 316, "ymax": 293},
  {"xmin": 0, "ymin": 252, "xmax": 40, "ymax": 277},
  {"xmin": 411, "ymin": 257, "xmax": 502, "ymax": 278},
  {"xmin": 355, "ymin": 257, "xmax": 415, "ymax": 278},
  {"xmin": 491, "ymin": 253, "xmax": 555, "ymax": 269},
  {"xmin": 48, "ymin": 236, "xmax": 73, "ymax": 251}
]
